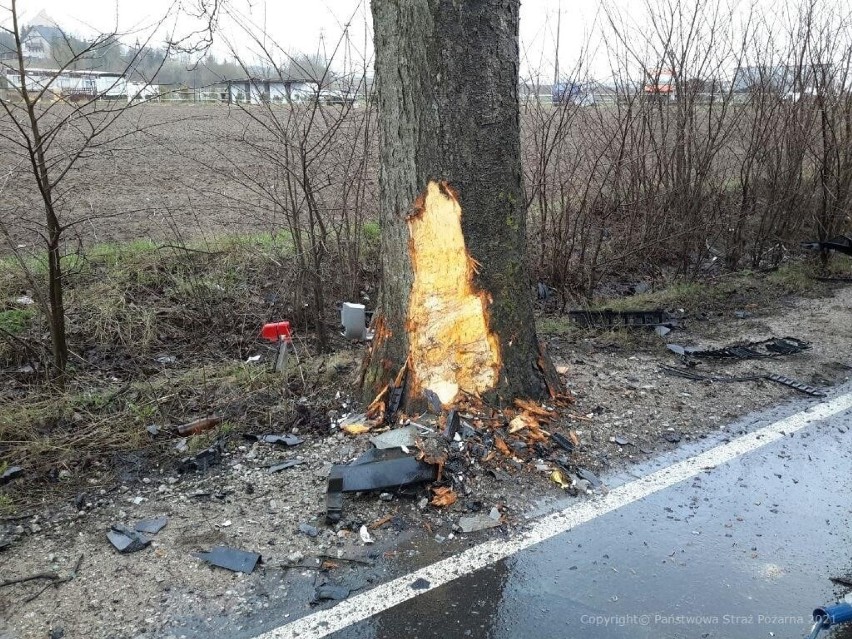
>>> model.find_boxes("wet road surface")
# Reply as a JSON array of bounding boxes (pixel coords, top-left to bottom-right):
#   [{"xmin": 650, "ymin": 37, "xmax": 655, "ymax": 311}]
[{"xmin": 327, "ymin": 388, "xmax": 852, "ymax": 639}]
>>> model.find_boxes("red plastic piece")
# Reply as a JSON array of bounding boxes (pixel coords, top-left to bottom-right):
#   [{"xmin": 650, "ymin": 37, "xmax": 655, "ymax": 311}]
[{"xmin": 261, "ymin": 321, "xmax": 292, "ymax": 342}]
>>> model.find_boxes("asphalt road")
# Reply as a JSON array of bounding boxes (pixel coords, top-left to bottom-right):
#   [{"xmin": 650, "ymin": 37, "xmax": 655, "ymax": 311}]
[{"xmin": 323, "ymin": 386, "xmax": 852, "ymax": 639}]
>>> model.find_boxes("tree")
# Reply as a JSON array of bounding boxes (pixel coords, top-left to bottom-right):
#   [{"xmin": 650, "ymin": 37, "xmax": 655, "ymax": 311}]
[{"xmin": 362, "ymin": 0, "xmax": 560, "ymax": 410}]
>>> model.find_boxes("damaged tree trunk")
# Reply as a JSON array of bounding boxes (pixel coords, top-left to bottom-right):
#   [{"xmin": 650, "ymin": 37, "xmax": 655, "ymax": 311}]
[{"xmin": 363, "ymin": 0, "xmax": 560, "ymax": 410}]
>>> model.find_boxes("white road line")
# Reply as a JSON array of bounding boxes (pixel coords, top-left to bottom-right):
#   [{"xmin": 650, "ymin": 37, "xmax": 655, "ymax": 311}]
[{"xmin": 256, "ymin": 391, "xmax": 852, "ymax": 639}]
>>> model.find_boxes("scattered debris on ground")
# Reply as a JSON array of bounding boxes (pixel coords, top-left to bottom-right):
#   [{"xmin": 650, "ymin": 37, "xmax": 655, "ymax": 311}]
[
  {"xmin": 1, "ymin": 466, "xmax": 23, "ymax": 485},
  {"xmin": 802, "ymin": 235, "xmax": 852, "ymax": 257},
  {"xmin": 0, "ymin": 280, "xmax": 849, "ymax": 639},
  {"xmin": 667, "ymin": 336, "xmax": 811, "ymax": 359},
  {"xmin": 567, "ymin": 309, "xmax": 680, "ymax": 330},
  {"xmin": 195, "ymin": 546, "xmax": 261, "ymax": 574},
  {"xmin": 660, "ymin": 365, "xmax": 826, "ymax": 397},
  {"xmin": 106, "ymin": 516, "xmax": 169, "ymax": 553}
]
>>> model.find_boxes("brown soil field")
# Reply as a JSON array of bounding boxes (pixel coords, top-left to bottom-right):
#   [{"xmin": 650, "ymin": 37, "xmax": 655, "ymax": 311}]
[{"xmin": 0, "ymin": 103, "xmax": 329, "ymax": 252}]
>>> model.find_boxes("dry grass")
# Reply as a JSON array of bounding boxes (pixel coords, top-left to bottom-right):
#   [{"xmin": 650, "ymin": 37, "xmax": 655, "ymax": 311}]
[{"xmin": 0, "ymin": 235, "xmax": 364, "ymax": 512}]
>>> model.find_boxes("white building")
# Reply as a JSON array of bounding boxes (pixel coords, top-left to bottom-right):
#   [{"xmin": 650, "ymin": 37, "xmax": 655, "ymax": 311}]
[
  {"xmin": 21, "ymin": 10, "xmax": 63, "ymax": 61},
  {"xmin": 4, "ymin": 67, "xmax": 128, "ymax": 100}
]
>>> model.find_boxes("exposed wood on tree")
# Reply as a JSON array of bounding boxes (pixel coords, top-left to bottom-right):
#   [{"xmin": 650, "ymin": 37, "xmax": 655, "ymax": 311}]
[{"xmin": 363, "ymin": 0, "xmax": 561, "ymax": 411}]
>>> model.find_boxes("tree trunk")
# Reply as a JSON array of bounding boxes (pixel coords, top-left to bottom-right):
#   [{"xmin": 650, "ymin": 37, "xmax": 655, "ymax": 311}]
[{"xmin": 363, "ymin": 0, "xmax": 560, "ymax": 411}]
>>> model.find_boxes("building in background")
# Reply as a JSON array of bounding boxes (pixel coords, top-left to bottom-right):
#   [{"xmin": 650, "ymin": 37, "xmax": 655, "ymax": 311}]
[{"xmin": 21, "ymin": 10, "xmax": 63, "ymax": 61}]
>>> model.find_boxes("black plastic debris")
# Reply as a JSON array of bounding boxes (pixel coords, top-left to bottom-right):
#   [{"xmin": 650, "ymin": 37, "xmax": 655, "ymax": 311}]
[
  {"xmin": 178, "ymin": 439, "xmax": 225, "ymax": 473},
  {"xmin": 325, "ymin": 449, "xmax": 437, "ymax": 523},
  {"xmin": 802, "ymin": 234, "xmax": 852, "ymax": 256},
  {"xmin": 567, "ymin": 309, "xmax": 678, "ymax": 329},
  {"xmin": 0, "ymin": 465, "xmax": 23, "ymax": 485},
  {"xmin": 764, "ymin": 374, "xmax": 826, "ymax": 397},
  {"xmin": 550, "ymin": 432, "xmax": 575, "ymax": 453},
  {"xmin": 107, "ymin": 525, "xmax": 153, "ymax": 554},
  {"xmin": 196, "ymin": 546, "xmax": 261, "ymax": 574},
  {"xmin": 326, "ymin": 475, "xmax": 344, "ymax": 524},
  {"xmin": 312, "ymin": 584, "xmax": 350, "ymax": 603},
  {"xmin": 134, "ymin": 517, "xmax": 168, "ymax": 535},
  {"xmin": 267, "ymin": 459, "xmax": 305, "ymax": 473},
  {"xmin": 245, "ymin": 434, "xmax": 304, "ymax": 447},
  {"xmin": 107, "ymin": 517, "xmax": 169, "ymax": 552},
  {"xmin": 410, "ymin": 577, "xmax": 431, "ymax": 590},
  {"xmin": 659, "ymin": 365, "xmax": 826, "ymax": 397},
  {"xmin": 443, "ymin": 410, "xmax": 461, "ymax": 440},
  {"xmin": 667, "ymin": 337, "xmax": 810, "ymax": 359},
  {"xmin": 576, "ymin": 468, "xmax": 601, "ymax": 488},
  {"xmin": 336, "ymin": 449, "xmax": 437, "ymax": 491},
  {"xmin": 386, "ymin": 368, "xmax": 408, "ymax": 424}
]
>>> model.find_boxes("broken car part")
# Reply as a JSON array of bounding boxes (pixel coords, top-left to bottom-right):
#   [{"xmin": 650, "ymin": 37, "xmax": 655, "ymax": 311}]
[
  {"xmin": 667, "ymin": 336, "xmax": 810, "ymax": 359},
  {"xmin": 802, "ymin": 234, "xmax": 852, "ymax": 256},
  {"xmin": 442, "ymin": 410, "xmax": 461, "ymax": 440},
  {"xmin": 107, "ymin": 517, "xmax": 169, "ymax": 552},
  {"xmin": 458, "ymin": 513, "xmax": 501, "ymax": 533},
  {"xmin": 107, "ymin": 525, "xmax": 153, "ymax": 554},
  {"xmin": 550, "ymin": 432, "xmax": 575, "ymax": 453},
  {"xmin": 341, "ymin": 302, "xmax": 367, "ymax": 340},
  {"xmin": 177, "ymin": 439, "xmax": 225, "ymax": 473},
  {"xmin": 369, "ymin": 425, "xmax": 418, "ymax": 450},
  {"xmin": 576, "ymin": 468, "xmax": 601, "ymax": 487},
  {"xmin": 325, "ymin": 448, "xmax": 437, "ymax": 523},
  {"xmin": 386, "ymin": 367, "xmax": 408, "ymax": 424},
  {"xmin": 133, "ymin": 517, "xmax": 168, "ymax": 534},
  {"xmin": 0, "ymin": 466, "xmax": 23, "ymax": 486},
  {"xmin": 245, "ymin": 433, "xmax": 304, "ymax": 447},
  {"xmin": 196, "ymin": 546, "xmax": 261, "ymax": 574},
  {"xmin": 659, "ymin": 365, "xmax": 826, "ymax": 397},
  {"xmin": 260, "ymin": 321, "xmax": 293, "ymax": 373},
  {"xmin": 567, "ymin": 308, "xmax": 678, "ymax": 329},
  {"xmin": 313, "ymin": 584, "xmax": 350, "ymax": 603}
]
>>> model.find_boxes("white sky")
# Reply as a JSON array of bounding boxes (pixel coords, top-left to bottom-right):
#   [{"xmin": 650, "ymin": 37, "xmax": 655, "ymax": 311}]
[
  {"xmin": 7, "ymin": 0, "xmax": 840, "ymax": 81},
  {"xmin": 5, "ymin": 0, "xmax": 604, "ymax": 78}
]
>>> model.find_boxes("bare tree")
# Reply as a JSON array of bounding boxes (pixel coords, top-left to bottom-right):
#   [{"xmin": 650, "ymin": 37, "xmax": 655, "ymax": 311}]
[
  {"xmin": 0, "ymin": 0, "xmax": 212, "ymax": 381},
  {"xmin": 185, "ymin": 4, "xmax": 376, "ymax": 352}
]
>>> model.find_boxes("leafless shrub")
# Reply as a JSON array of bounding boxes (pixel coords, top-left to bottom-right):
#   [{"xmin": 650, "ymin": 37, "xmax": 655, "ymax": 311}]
[{"xmin": 523, "ymin": 0, "xmax": 852, "ymax": 299}]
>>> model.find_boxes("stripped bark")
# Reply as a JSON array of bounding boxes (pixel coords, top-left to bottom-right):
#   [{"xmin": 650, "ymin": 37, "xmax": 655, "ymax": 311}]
[{"xmin": 363, "ymin": 0, "xmax": 560, "ymax": 410}]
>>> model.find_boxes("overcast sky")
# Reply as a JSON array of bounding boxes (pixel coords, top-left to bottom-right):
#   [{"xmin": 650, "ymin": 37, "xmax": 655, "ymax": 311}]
[
  {"xmin": 7, "ymin": 0, "xmax": 605, "ymax": 78},
  {"xmin": 8, "ymin": 0, "xmax": 837, "ymax": 81}
]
